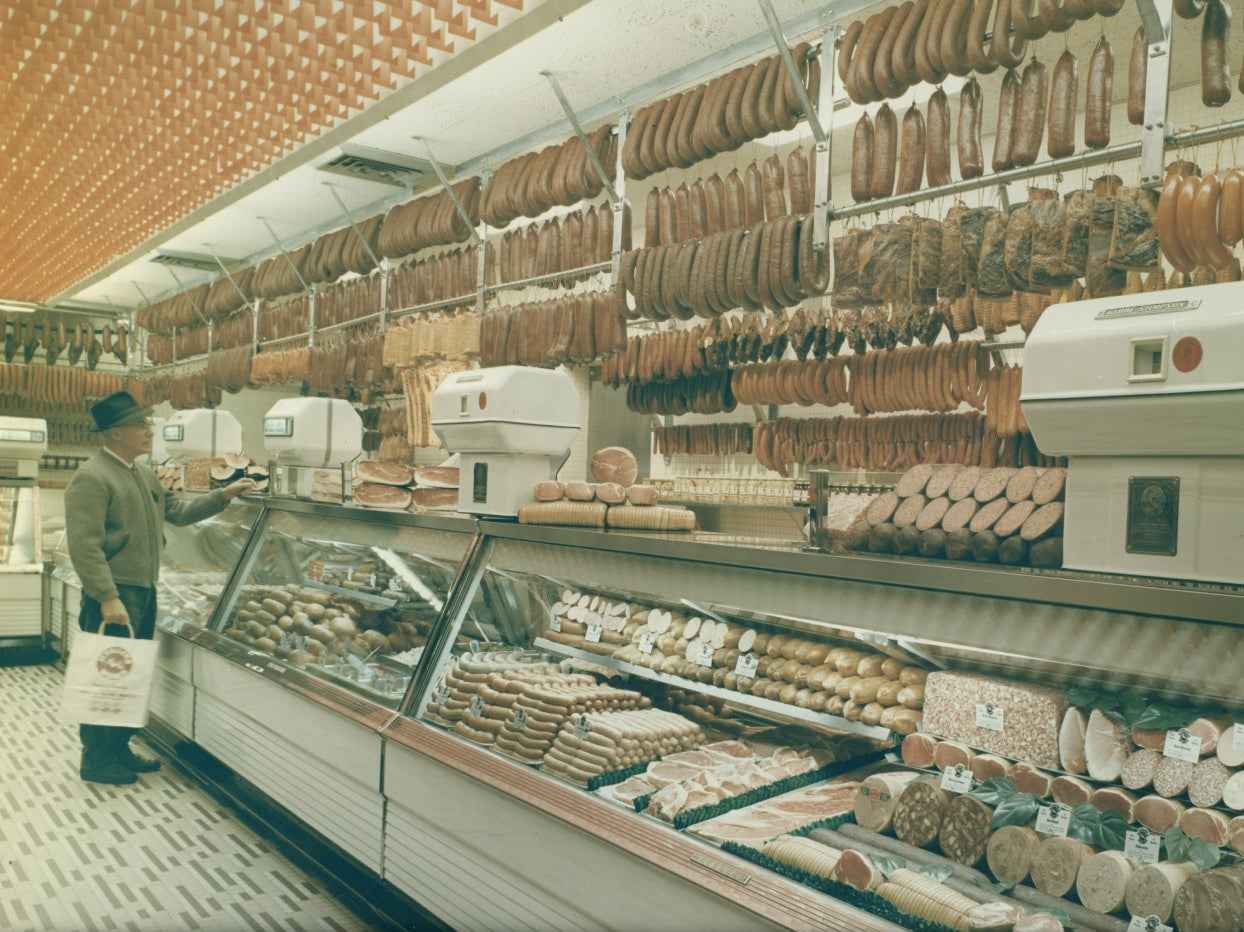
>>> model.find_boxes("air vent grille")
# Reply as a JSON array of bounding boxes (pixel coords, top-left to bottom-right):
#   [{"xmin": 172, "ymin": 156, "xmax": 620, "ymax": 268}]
[
  {"xmin": 150, "ymin": 252, "xmax": 230, "ymax": 272},
  {"xmin": 318, "ymin": 147, "xmax": 435, "ymax": 188}
]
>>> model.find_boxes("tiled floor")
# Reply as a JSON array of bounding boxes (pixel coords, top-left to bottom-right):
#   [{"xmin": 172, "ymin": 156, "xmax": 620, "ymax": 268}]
[{"xmin": 0, "ymin": 663, "xmax": 381, "ymax": 932}]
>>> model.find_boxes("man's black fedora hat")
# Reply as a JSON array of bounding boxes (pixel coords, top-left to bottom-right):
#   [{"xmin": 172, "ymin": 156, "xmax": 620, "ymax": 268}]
[{"xmin": 90, "ymin": 390, "xmax": 152, "ymax": 432}]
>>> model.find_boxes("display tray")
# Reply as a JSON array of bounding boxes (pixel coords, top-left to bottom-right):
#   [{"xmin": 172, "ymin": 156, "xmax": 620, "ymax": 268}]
[{"xmin": 310, "ymin": 656, "xmax": 412, "ymax": 702}]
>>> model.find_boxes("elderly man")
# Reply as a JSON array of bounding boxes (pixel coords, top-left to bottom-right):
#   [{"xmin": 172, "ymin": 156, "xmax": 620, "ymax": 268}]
[{"xmin": 65, "ymin": 390, "xmax": 253, "ymax": 785}]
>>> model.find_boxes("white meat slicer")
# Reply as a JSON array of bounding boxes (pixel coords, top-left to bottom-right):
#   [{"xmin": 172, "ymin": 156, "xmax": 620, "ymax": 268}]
[
  {"xmin": 431, "ymin": 366, "xmax": 579, "ymax": 516},
  {"xmin": 0, "ymin": 416, "xmax": 48, "ymax": 478},
  {"xmin": 262, "ymin": 397, "xmax": 362, "ymax": 499},
  {"xmin": 1021, "ymin": 281, "xmax": 1244, "ymax": 585},
  {"xmin": 162, "ymin": 409, "xmax": 242, "ymax": 462}
]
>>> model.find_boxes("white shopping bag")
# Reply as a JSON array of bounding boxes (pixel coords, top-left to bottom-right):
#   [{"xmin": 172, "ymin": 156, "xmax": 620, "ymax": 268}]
[{"xmin": 60, "ymin": 624, "xmax": 159, "ymax": 728}]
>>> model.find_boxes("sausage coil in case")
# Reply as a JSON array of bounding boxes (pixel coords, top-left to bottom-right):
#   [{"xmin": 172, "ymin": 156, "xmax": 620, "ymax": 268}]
[{"xmin": 1022, "ymin": 281, "xmax": 1244, "ymax": 584}]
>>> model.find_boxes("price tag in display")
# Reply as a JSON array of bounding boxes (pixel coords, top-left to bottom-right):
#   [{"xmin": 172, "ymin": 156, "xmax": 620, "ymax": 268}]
[
  {"xmin": 1124, "ymin": 828, "xmax": 1162, "ymax": 865},
  {"xmin": 1163, "ymin": 727, "xmax": 1202, "ymax": 763},
  {"xmin": 859, "ymin": 785, "xmax": 891, "ymax": 803},
  {"xmin": 468, "ymin": 639, "xmax": 481, "ymax": 655},
  {"xmin": 306, "ymin": 561, "xmax": 324, "ymax": 582},
  {"xmin": 585, "ymin": 623, "xmax": 603, "ymax": 644},
  {"xmin": 513, "ymin": 707, "xmax": 528, "ymax": 732},
  {"xmin": 695, "ymin": 641, "xmax": 715, "ymax": 668},
  {"xmin": 1233, "ymin": 722, "xmax": 1244, "ymax": 753},
  {"xmin": 941, "ymin": 764, "xmax": 974, "ymax": 794},
  {"xmin": 549, "ymin": 611, "xmax": 562, "ymax": 634},
  {"xmin": 436, "ymin": 685, "xmax": 450, "ymax": 705},
  {"xmin": 1035, "ymin": 802, "xmax": 1071, "ymax": 837},
  {"xmin": 469, "ymin": 695, "xmax": 484, "ymax": 718},
  {"xmin": 573, "ymin": 714, "xmax": 591, "ymax": 740},
  {"xmin": 734, "ymin": 653, "xmax": 758, "ymax": 678},
  {"xmin": 976, "ymin": 702, "xmax": 1005, "ymax": 732},
  {"xmin": 638, "ymin": 631, "xmax": 656, "ymax": 654},
  {"xmin": 1127, "ymin": 916, "xmax": 1172, "ymax": 932},
  {"xmin": 387, "ymin": 577, "xmax": 404, "ymax": 594}
]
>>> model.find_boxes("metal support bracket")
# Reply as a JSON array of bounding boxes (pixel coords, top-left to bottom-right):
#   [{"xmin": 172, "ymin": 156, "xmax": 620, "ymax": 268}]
[
  {"xmin": 1138, "ymin": 0, "xmax": 1173, "ymax": 188},
  {"xmin": 162, "ymin": 266, "xmax": 210, "ymax": 326},
  {"xmin": 413, "ymin": 138, "xmax": 483, "ymax": 248},
  {"xmin": 811, "ymin": 25, "xmax": 835, "ymax": 250},
  {"xmin": 541, "ymin": 71, "xmax": 622, "ymax": 207},
  {"xmin": 323, "ymin": 182, "xmax": 383, "ymax": 271},
  {"xmin": 477, "ymin": 168, "xmax": 490, "ymax": 318},
  {"xmin": 611, "ymin": 111, "xmax": 629, "ymax": 284},
  {"xmin": 258, "ymin": 218, "xmax": 312, "ymax": 294},
  {"xmin": 204, "ymin": 244, "xmax": 252, "ymax": 309},
  {"xmin": 755, "ymin": 0, "xmax": 827, "ymax": 146}
]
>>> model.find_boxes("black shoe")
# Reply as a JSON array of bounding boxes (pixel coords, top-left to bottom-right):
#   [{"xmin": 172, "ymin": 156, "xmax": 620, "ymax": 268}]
[
  {"xmin": 122, "ymin": 752, "xmax": 161, "ymax": 773},
  {"xmin": 81, "ymin": 764, "xmax": 138, "ymax": 786}
]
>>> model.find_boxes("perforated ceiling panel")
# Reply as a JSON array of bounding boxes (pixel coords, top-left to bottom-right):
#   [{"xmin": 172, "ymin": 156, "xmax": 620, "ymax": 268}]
[{"xmin": 0, "ymin": 0, "xmax": 524, "ymax": 303}]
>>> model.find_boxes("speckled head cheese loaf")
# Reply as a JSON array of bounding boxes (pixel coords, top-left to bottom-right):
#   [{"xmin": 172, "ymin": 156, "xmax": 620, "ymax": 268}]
[{"xmin": 920, "ymin": 671, "xmax": 1068, "ymax": 769}]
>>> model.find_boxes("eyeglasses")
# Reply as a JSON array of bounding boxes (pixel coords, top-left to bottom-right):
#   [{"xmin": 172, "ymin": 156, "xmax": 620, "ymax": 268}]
[{"xmin": 119, "ymin": 418, "xmax": 154, "ymax": 430}]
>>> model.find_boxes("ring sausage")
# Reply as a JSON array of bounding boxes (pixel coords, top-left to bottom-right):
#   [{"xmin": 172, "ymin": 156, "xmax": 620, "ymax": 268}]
[
  {"xmin": 897, "ymin": 105, "xmax": 926, "ymax": 195},
  {"xmin": 838, "ymin": 20, "xmax": 864, "ymax": 87},
  {"xmin": 852, "ymin": 11, "xmax": 893, "ymax": 103},
  {"xmin": 872, "ymin": 103, "xmax": 898, "ymax": 198},
  {"xmin": 940, "ymin": 0, "xmax": 974, "ymax": 77},
  {"xmin": 1201, "ymin": 0, "xmax": 1231, "ymax": 108},
  {"xmin": 1084, "ymin": 36, "xmax": 1113, "ymax": 149},
  {"xmin": 1047, "ymin": 49, "xmax": 1078, "ymax": 159},
  {"xmin": 1218, "ymin": 169, "xmax": 1244, "ymax": 247},
  {"xmin": 852, "ymin": 113, "xmax": 876, "ymax": 203},
  {"xmin": 1193, "ymin": 175, "xmax": 1235, "ymax": 268},
  {"xmin": 1037, "ymin": 0, "xmax": 1074, "ymax": 32},
  {"xmin": 1010, "ymin": 0, "xmax": 1048, "ymax": 40},
  {"xmin": 965, "ymin": 0, "xmax": 999, "ymax": 73},
  {"xmin": 875, "ymin": 2, "xmax": 913, "ymax": 98},
  {"xmin": 1128, "ymin": 27, "xmax": 1147, "ymax": 126},
  {"xmin": 990, "ymin": 0, "xmax": 1027, "ymax": 69},
  {"xmin": 958, "ymin": 76, "xmax": 984, "ymax": 179},
  {"xmin": 893, "ymin": 0, "xmax": 929, "ymax": 86},
  {"xmin": 914, "ymin": 0, "xmax": 948, "ymax": 84},
  {"xmin": 1010, "ymin": 57, "xmax": 1049, "ymax": 167},
  {"xmin": 926, "ymin": 87, "xmax": 953, "ymax": 187},
  {"xmin": 1176, "ymin": 174, "xmax": 1207, "ymax": 268}
]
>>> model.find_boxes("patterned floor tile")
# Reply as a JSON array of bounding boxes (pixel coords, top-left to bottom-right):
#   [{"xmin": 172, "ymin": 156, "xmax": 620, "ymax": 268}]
[{"xmin": 0, "ymin": 664, "xmax": 383, "ymax": 932}]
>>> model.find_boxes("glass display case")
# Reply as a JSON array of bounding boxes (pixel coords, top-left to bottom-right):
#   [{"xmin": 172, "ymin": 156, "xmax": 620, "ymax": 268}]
[
  {"xmin": 157, "ymin": 500, "xmax": 262, "ymax": 627},
  {"xmin": 196, "ymin": 499, "xmax": 481, "ymax": 710}
]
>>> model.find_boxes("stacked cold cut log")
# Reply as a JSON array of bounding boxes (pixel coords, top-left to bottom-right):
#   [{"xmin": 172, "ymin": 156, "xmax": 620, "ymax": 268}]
[{"xmin": 851, "ymin": 461, "xmax": 1065, "ymax": 566}]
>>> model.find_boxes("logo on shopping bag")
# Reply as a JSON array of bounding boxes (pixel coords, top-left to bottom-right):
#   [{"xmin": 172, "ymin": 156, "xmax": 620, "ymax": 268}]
[{"xmin": 96, "ymin": 646, "xmax": 134, "ymax": 680}]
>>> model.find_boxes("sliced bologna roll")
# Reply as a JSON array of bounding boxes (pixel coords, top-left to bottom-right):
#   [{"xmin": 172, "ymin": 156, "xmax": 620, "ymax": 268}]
[
  {"xmin": 925, "ymin": 464, "xmax": 965, "ymax": 499},
  {"xmin": 1154, "ymin": 756, "xmax": 1195, "ymax": 798},
  {"xmin": 1059, "ymin": 707, "xmax": 1089, "ymax": 773},
  {"xmin": 1031, "ymin": 465, "xmax": 1066, "ymax": 504},
  {"xmin": 893, "ymin": 494, "xmax": 927, "ymax": 528},
  {"xmin": 1120, "ymin": 748, "xmax": 1162, "ymax": 790},
  {"xmin": 941, "ymin": 497, "xmax": 978, "ymax": 533},
  {"xmin": 1021, "ymin": 502, "xmax": 1064, "ymax": 541},
  {"xmin": 1030, "ymin": 837, "xmax": 1093, "ymax": 897},
  {"xmin": 1223, "ymin": 772, "xmax": 1244, "ymax": 812},
  {"xmin": 970, "ymin": 753, "xmax": 1012, "ymax": 782},
  {"xmin": 1180, "ymin": 806, "xmax": 1231, "ymax": 846},
  {"xmin": 947, "ymin": 465, "xmax": 984, "ymax": 501},
  {"xmin": 973, "ymin": 467, "xmax": 1015, "ymax": 502},
  {"xmin": 866, "ymin": 490, "xmax": 901, "ymax": 526},
  {"xmin": 1090, "ymin": 786, "xmax": 1138, "ymax": 822},
  {"xmin": 993, "ymin": 499, "xmax": 1036, "ymax": 538},
  {"xmin": 1012, "ymin": 763, "xmax": 1053, "ymax": 798},
  {"xmin": 1218, "ymin": 722, "xmax": 1244, "ymax": 767},
  {"xmin": 1006, "ymin": 465, "xmax": 1040, "ymax": 502},
  {"xmin": 933, "ymin": 740, "xmax": 975, "ymax": 772},
  {"xmin": 896, "ymin": 463, "xmax": 937, "ymax": 497},
  {"xmin": 970, "ymin": 496, "xmax": 1011, "ymax": 533},
  {"xmin": 1188, "ymin": 758, "xmax": 1231, "ymax": 808},
  {"xmin": 916, "ymin": 496, "xmax": 951, "ymax": 531}
]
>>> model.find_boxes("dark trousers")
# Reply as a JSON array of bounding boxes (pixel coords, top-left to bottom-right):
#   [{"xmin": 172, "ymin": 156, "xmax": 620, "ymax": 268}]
[{"xmin": 77, "ymin": 585, "xmax": 157, "ymax": 772}]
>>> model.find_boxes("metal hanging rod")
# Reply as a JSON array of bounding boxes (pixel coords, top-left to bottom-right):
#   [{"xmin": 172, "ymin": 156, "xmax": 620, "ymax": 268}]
[
  {"xmin": 390, "ymin": 293, "xmax": 481, "ymax": 318},
  {"xmin": 831, "ymin": 140, "xmax": 1144, "ymax": 220},
  {"xmin": 540, "ymin": 71, "xmax": 621, "ymax": 206},
  {"xmin": 322, "ymin": 183, "xmax": 383, "ymax": 271},
  {"xmin": 482, "ymin": 261, "xmax": 612, "ymax": 294},
  {"xmin": 412, "ymin": 138, "xmax": 483, "ymax": 248}
]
